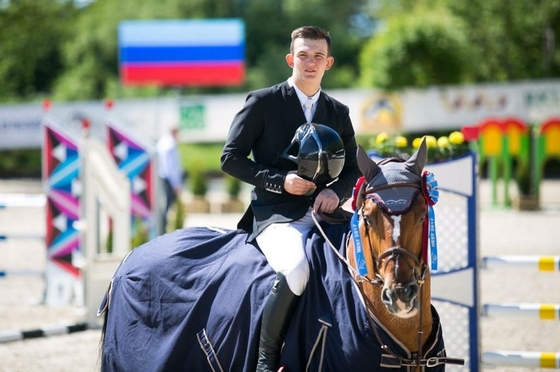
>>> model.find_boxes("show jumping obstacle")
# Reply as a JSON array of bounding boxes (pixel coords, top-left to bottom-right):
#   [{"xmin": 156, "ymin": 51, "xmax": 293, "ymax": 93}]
[
  {"xmin": 481, "ymin": 255, "xmax": 560, "ymax": 369},
  {"xmin": 0, "ymin": 194, "xmax": 46, "ymax": 279},
  {"xmin": 0, "ymin": 192, "xmax": 91, "ymax": 344},
  {"xmin": 0, "ymin": 193, "xmax": 45, "ymax": 242}
]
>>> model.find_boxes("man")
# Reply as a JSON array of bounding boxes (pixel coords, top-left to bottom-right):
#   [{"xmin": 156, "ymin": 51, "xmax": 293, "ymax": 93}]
[
  {"xmin": 221, "ymin": 26, "xmax": 360, "ymax": 371},
  {"xmin": 156, "ymin": 126, "xmax": 183, "ymax": 233}
]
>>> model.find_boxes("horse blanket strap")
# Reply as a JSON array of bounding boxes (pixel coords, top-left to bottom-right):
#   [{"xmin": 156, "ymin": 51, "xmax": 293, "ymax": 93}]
[
  {"xmin": 305, "ymin": 315, "xmax": 332, "ymax": 372},
  {"xmin": 380, "ymin": 354, "xmax": 465, "ymax": 368},
  {"xmin": 197, "ymin": 329, "xmax": 225, "ymax": 372},
  {"xmin": 366, "ymin": 304, "xmax": 461, "ymax": 371}
]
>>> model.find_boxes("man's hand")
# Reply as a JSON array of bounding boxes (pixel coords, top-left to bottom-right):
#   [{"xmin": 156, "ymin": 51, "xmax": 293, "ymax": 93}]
[
  {"xmin": 284, "ymin": 172, "xmax": 316, "ymax": 196},
  {"xmin": 313, "ymin": 188, "xmax": 339, "ymax": 214}
]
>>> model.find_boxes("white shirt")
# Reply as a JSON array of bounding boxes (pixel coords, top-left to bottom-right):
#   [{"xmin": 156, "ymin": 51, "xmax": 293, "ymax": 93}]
[
  {"xmin": 156, "ymin": 132, "xmax": 183, "ymax": 190},
  {"xmin": 287, "ymin": 77, "xmax": 320, "ymax": 122}
]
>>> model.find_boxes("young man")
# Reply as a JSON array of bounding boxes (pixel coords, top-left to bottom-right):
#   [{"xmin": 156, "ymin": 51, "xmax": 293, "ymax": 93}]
[{"xmin": 221, "ymin": 26, "xmax": 360, "ymax": 371}]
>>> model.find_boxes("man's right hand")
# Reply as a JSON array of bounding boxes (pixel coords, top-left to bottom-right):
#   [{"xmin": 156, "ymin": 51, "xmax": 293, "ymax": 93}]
[{"xmin": 284, "ymin": 171, "xmax": 317, "ymax": 196}]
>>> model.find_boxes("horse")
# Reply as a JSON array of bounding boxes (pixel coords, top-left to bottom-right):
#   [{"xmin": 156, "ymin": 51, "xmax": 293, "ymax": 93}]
[{"xmin": 98, "ymin": 139, "xmax": 464, "ymax": 371}]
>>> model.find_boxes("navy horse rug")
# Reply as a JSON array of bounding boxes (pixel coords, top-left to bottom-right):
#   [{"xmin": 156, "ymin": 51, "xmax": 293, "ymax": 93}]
[
  {"xmin": 99, "ymin": 224, "xmax": 447, "ymax": 372},
  {"xmin": 99, "ymin": 141, "xmax": 464, "ymax": 371}
]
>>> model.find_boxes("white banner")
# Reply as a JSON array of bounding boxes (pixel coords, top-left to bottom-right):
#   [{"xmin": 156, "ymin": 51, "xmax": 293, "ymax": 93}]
[{"xmin": 1, "ymin": 79, "xmax": 559, "ymax": 150}]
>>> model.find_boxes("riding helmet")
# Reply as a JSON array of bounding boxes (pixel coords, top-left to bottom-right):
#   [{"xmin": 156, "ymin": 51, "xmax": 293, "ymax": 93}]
[{"xmin": 281, "ymin": 123, "xmax": 345, "ymax": 186}]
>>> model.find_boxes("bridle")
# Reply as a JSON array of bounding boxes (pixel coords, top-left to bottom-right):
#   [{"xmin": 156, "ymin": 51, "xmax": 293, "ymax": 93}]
[
  {"xmin": 356, "ymin": 188, "xmax": 428, "ymax": 289},
  {"xmin": 322, "ymin": 180, "xmax": 429, "ymax": 290}
]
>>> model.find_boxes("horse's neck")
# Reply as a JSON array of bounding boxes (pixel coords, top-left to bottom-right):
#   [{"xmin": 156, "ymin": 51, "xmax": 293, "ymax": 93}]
[{"xmin": 365, "ymin": 276, "xmax": 433, "ymax": 353}]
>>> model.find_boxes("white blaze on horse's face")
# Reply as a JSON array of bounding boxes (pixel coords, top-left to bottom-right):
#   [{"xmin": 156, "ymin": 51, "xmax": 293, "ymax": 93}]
[
  {"xmin": 386, "ymin": 215, "xmax": 419, "ymax": 317},
  {"xmin": 391, "ymin": 215, "xmax": 401, "ymax": 243}
]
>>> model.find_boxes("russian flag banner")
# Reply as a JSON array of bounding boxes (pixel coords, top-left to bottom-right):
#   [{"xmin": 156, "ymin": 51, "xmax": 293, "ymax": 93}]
[{"xmin": 119, "ymin": 19, "xmax": 245, "ymax": 87}]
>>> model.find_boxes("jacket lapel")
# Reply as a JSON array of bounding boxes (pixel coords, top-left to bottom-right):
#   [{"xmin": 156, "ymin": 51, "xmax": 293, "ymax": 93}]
[
  {"xmin": 281, "ymin": 81, "xmax": 308, "ymax": 123},
  {"xmin": 312, "ymin": 92, "xmax": 328, "ymax": 124}
]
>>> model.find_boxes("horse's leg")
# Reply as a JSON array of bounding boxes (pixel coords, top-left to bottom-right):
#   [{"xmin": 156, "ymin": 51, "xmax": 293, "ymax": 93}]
[{"xmin": 256, "ymin": 272, "xmax": 298, "ymax": 372}]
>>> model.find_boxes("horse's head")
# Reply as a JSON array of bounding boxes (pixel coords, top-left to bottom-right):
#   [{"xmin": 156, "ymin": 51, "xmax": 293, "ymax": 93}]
[{"xmin": 352, "ymin": 139, "xmax": 429, "ymax": 319}]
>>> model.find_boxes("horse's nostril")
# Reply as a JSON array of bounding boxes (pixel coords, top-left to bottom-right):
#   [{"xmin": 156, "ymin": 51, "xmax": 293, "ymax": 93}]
[
  {"xmin": 381, "ymin": 288, "xmax": 394, "ymax": 305},
  {"xmin": 397, "ymin": 283, "xmax": 419, "ymax": 302},
  {"xmin": 407, "ymin": 283, "xmax": 419, "ymax": 301}
]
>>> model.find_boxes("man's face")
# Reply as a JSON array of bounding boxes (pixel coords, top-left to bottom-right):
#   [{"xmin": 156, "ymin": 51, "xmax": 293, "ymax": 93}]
[{"xmin": 286, "ymin": 38, "xmax": 334, "ymax": 88}]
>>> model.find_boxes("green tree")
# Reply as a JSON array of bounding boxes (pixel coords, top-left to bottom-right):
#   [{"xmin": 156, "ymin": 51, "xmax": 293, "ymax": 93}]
[
  {"xmin": 54, "ymin": 0, "xmax": 193, "ymax": 100},
  {"xmin": 446, "ymin": 0, "xmax": 560, "ymax": 81},
  {"xmin": 362, "ymin": 0, "xmax": 560, "ymax": 88},
  {"xmin": 0, "ymin": 0, "xmax": 76, "ymax": 101},
  {"xmin": 359, "ymin": 7, "xmax": 472, "ymax": 90}
]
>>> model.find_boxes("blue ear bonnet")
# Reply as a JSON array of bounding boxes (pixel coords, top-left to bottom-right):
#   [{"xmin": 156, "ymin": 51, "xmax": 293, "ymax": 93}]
[{"xmin": 366, "ymin": 159, "xmax": 423, "ymax": 215}]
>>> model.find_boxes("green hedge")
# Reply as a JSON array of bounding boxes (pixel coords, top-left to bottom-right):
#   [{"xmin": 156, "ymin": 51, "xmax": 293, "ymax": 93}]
[
  {"xmin": 0, "ymin": 149, "xmax": 42, "ymax": 178},
  {"xmin": 179, "ymin": 143, "xmax": 224, "ymax": 176},
  {"xmin": 0, "ymin": 137, "xmax": 374, "ymax": 179}
]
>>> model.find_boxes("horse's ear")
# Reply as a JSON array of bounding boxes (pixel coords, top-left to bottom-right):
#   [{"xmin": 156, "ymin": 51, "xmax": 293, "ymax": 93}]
[
  {"xmin": 405, "ymin": 137, "xmax": 427, "ymax": 175},
  {"xmin": 357, "ymin": 145, "xmax": 379, "ymax": 181}
]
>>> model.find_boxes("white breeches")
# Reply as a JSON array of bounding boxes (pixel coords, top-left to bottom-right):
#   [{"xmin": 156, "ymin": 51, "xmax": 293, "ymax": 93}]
[{"xmin": 256, "ymin": 209, "xmax": 320, "ymax": 296}]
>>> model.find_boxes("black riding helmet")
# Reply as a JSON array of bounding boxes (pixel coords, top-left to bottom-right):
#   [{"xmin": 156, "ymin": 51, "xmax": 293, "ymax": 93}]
[{"xmin": 281, "ymin": 123, "xmax": 345, "ymax": 186}]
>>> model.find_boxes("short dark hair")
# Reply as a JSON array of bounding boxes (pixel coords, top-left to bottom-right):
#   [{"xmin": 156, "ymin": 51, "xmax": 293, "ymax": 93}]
[{"xmin": 290, "ymin": 26, "xmax": 331, "ymax": 55}]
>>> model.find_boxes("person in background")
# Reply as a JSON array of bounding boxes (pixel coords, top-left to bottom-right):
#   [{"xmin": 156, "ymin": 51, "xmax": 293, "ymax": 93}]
[
  {"xmin": 156, "ymin": 126, "xmax": 184, "ymax": 233},
  {"xmin": 221, "ymin": 26, "xmax": 360, "ymax": 372}
]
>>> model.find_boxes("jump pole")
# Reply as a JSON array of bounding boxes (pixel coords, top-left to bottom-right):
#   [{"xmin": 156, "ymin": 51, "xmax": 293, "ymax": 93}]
[
  {"xmin": 0, "ymin": 233, "xmax": 44, "ymax": 241},
  {"xmin": 483, "ymin": 351, "xmax": 560, "ymax": 369},
  {"xmin": 482, "ymin": 303, "xmax": 560, "ymax": 320},
  {"xmin": 481, "ymin": 255, "xmax": 560, "ymax": 271}
]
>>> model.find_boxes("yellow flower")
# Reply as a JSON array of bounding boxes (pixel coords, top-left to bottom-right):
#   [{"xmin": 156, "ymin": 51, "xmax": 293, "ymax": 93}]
[
  {"xmin": 395, "ymin": 136, "xmax": 407, "ymax": 148},
  {"xmin": 425, "ymin": 135, "xmax": 437, "ymax": 148},
  {"xmin": 449, "ymin": 131, "xmax": 465, "ymax": 145},
  {"xmin": 437, "ymin": 136, "xmax": 450, "ymax": 148},
  {"xmin": 412, "ymin": 137, "xmax": 422, "ymax": 148},
  {"xmin": 375, "ymin": 132, "xmax": 389, "ymax": 144}
]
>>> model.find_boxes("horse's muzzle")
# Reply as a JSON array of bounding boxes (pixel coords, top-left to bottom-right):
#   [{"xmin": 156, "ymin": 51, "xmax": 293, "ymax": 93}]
[{"xmin": 381, "ymin": 282, "xmax": 419, "ymax": 318}]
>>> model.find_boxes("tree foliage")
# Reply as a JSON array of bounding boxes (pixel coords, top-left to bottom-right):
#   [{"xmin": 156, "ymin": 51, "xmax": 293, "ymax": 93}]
[
  {"xmin": 0, "ymin": 0, "xmax": 559, "ymax": 102},
  {"xmin": 360, "ymin": 0, "xmax": 560, "ymax": 90},
  {"xmin": 0, "ymin": 0, "xmax": 76, "ymax": 101},
  {"xmin": 360, "ymin": 7, "xmax": 471, "ymax": 90},
  {"xmin": 446, "ymin": 0, "xmax": 560, "ymax": 81}
]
